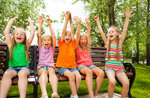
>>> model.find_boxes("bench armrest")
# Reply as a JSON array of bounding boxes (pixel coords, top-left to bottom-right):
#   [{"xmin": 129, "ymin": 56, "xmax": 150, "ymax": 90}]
[{"xmin": 123, "ymin": 62, "xmax": 136, "ymax": 77}]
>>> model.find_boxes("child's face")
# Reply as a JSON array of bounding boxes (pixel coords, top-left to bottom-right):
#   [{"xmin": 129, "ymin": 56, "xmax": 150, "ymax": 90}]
[
  {"xmin": 42, "ymin": 36, "xmax": 52, "ymax": 49},
  {"xmin": 14, "ymin": 30, "xmax": 25, "ymax": 43},
  {"xmin": 108, "ymin": 28, "xmax": 119, "ymax": 41},
  {"xmin": 64, "ymin": 32, "xmax": 72, "ymax": 44},
  {"xmin": 79, "ymin": 35, "xmax": 87, "ymax": 47}
]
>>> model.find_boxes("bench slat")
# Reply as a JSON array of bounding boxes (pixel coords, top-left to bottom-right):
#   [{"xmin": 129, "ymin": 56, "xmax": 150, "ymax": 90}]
[
  {"xmin": 0, "ymin": 52, "xmax": 6, "ymax": 57},
  {"xmin": 92, "ymin": 58, "xmax": 105, "ymax": 62},
  {"xmin": 91, "ymin": 54, "xmax": 106, "ymax": 58}
]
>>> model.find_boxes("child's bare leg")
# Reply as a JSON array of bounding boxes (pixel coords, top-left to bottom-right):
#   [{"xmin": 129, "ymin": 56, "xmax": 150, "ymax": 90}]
[
  {"xmin": 92, "ymin": 67, "xmax": 104, "ymax": 96},
  {"xmin": 0, "ymin": 70, "xmax": 17, "ymax": 98},
  {"xmin": 80, "ymin": 67, "xmax": 94, "ymax": 98},
  {"xmin": 48, "ymin": 68, "xmax": 58, "ymax": 93},
  {"xmin": 72, "ymin": 70, "xmax": 81, "ymax": 91},
  {"xmin": 18, "ymin": 70, "xmax": 29, "ymax": 98},
  {"xmin": 106, "ymin": 71, "xmax": 116, "ymax": 98},
  {"xmin": 38, "ymin": 68, "xmax": 48, "ymax": 97},
  {"xmin": 116, "ymin": 72, "xmax": 129, "ymax": 98},
  {"xmin": 64, "ymin": 70, "xmax": 77, "ymax": 96}
]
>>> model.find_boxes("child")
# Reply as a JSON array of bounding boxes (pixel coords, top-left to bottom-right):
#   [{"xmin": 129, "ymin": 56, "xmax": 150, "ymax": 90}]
[
  {"xmin": 56, "ymin": 11, "xmax": 81, "ymax": 98},
  {"xmin": 94, "ymin": 8, "xmax": 131, "ymax": 98},
  {"xmin": 37, "ymin": 16, "xmax": 59, "ymax": 98},
  {"xmin": 0, "ymin": 17, "xmax": 35, "ymax": 98},
  {"xmin": 75, "ymin": 17, "xmax": 104, "ymax": 98}
]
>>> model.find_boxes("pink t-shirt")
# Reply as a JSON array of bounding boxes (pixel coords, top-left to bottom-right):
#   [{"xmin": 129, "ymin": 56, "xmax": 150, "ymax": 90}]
[
  {"xmin": 38, "ymin": 45, "xmax": 55, "ymax": 68},
  {"xmin": 76, "ymin": 46, "xmax": 93, "ymax": 67}
]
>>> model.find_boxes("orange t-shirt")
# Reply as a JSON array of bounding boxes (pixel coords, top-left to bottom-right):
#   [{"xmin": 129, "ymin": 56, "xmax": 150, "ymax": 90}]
[{"xmin": 56, "ymin": 38, "xmax": 77, "ymax": 68}]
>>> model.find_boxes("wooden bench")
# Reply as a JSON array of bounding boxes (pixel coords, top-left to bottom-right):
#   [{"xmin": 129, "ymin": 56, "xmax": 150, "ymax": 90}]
[
  {"xmin": 0, "ymin": 43, "xmax": 136, "ymax": 98},
  {"xmin": 0, "ymin": 43, "xmax": 38, "ymax": 98}
]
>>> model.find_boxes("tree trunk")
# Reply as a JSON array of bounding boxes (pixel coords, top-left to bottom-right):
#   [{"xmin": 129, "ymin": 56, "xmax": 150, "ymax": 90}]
[
  {"xmin": 107, "ymin": 0, "xmax": 116, "ymax": 26},
  {"xmin": 136, "ymin": 41, "xmax": 139, "ymax": 64},
  {"xmin": 135, "ymin": 2, "xmax": 139, "ymax": 64},
  {"xmin": 146, "ymin": 0, "xmax": 150, "ymax": 66}
]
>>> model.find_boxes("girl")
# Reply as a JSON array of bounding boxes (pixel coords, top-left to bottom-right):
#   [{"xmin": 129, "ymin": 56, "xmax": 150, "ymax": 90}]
[
  {"xmin": 0, "ymin": 17, "xmax": 35, "ymax": 98},
  {"xmin": 37, "ymin": 16, "xmax": 59, "ymax": 98},
  {"xmin": 75, "ymin": 17, "xmax": 104, "ymax": 98},
  {"xmin": 94, "ymin": 8, "xmax": 131, "ymax": 98},
  {"xmin": 56, "ymin": 11, "xmax": 81, "ymax": 98}
]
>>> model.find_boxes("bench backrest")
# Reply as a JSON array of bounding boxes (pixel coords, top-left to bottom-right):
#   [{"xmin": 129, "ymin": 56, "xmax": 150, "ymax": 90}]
[{"xmin": 36, "ymin": 46, "xmax": 107, "ymax": 68}]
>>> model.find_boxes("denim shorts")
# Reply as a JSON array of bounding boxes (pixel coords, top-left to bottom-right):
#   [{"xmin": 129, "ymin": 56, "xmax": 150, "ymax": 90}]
[
  {"xmin": 77, "ymin": 65, "xmax": 97, "ymax": 71},
  {"xmin": 38, "ymin": 66, "xmax": 55, "ymax": 71},
  {"xmin": 58, "ymin": 67, "xmax": 77, "ymax": 75},
  {"xmin": 6, "ymin": 66, "xmax": 30, "ymax": 74}
]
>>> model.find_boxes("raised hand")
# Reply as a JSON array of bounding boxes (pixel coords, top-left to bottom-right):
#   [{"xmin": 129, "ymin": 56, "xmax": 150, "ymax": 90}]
[
  {"xmin": 125, "ymin": 8, "xmax": 131, "ymax": 18},
  {"xmin": 74, "ymin": 16, "xmax": 81, "ymax": 24},
  {"xmin": 9, "ymin": 17, "xmax": 17, "ymax": 22},
  {"xmin": 27, "ymin": 18, "xmax": 34, "ymax": 24},
  {"xmin": 64, "ymin": 11, "xmax": 70, "ymax": 20},
  {"xmin": 39, "ymin": 16, "xmax": 43, "ymax": 24},
  {"xmin": 85, "ymin": 18, "xmax": 91, "ymax": 25},
  {"xmin": 47, "ymin": 18, "xmax": 51, "ymax": 24},
  {"xmin": 94, "ymin": 16, "xmax": 99, "ymax": 21}
]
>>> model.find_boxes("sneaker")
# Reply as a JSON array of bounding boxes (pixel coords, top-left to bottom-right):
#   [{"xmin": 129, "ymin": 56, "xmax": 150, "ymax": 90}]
[
  {"xmin": 70, "ymin": 95, "xmax": 78, "ymax": 98},
  {"xmin": 51, "ymin": 93, "xmax": 60, "ymax": 98}
]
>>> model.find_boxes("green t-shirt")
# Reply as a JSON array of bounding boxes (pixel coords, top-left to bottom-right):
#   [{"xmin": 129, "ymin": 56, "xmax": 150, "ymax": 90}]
[{"xmin": 8, "ymin": 43, "xmax": 29, "ymax": 67}]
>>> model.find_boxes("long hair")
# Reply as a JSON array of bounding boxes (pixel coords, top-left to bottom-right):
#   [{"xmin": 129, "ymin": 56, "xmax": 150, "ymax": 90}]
[
  {"xmin": 78, "ymin": 34, "xmax": 90, "ymax": 54},
  {"xmin": 41, "ymin": 34, "xmax": 53, "ymax": 46},
  {"xmin": 10, "ymin": 28, "xmax": 29, "ymax": 60},
  {"xmin": 107, "ymin": 26, "xmax": 120, "ymax": 61}
]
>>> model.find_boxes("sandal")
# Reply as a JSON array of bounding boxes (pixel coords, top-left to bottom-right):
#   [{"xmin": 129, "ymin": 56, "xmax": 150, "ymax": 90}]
[
  {"xmin": 51, "ymin": 93, "xmax": 60, "ymax": 98},
  {"xmin": 41, "ymin": 95, "xmax": 49, "ymax": 98}
]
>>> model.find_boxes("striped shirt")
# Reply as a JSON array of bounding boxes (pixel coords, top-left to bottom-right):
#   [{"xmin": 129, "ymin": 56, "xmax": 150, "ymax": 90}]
[{"xmin": 105, "ymin": 44, "xmax": 123, "ymax": 69}]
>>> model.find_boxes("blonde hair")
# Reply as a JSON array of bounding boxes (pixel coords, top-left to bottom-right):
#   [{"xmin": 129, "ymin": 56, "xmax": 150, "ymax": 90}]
[
  {"xmin": 10, "ymin": 28, "xmax": 28, "ymax": 60},
  {"xmin": 78, "ymin": 34, "xmax": 90, "ymax": 54},
  {"xmin": 41, "ymin": 34, "xmax": 53, "ymax": 46},
  {"xmin": 107, "ymin": 26, "xmax": 120, "ymax": 61}
]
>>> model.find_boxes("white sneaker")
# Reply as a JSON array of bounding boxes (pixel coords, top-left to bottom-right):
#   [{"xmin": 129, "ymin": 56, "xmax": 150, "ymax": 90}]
[
  {"xmin": 94, "ymin": 96, "xmax": 98, "ymax": 98},
  {"xmin": 70, "ymin": 95, "xmax": 78, "ymax": 98}
]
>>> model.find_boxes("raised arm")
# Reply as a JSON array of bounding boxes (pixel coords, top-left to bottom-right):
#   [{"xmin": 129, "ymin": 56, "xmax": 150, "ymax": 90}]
[
  {"xmin": 120, "ymin": 8, "xmax": 131, "ymax": 45},
  {"xmin": 61, "ymin": 11, "xmax": 69, "ymax": 41},
  {"xmin": 4, "ymin": 17, "xmax": 17, "ymax": 48},
  {"xmin": 74, "ymin": 16, "xmax": 81, "ymax": 46},
  {"xmin": 27, "ymin": 18, "xmax": 35, "ymax": 48},
  {"xmin": 37, "ymin": 16, "xmax": 43, "ymax": 47},
  {"xmin": 85, "ymin": 18, "xmax": 91, "ymax": 46},
  {"xmin": 69, "ymin": 12, "xmax": 75, "ymax": 40},
  {"xmin": 47, "ymin": 18, "xmax": 56, "ymax": 48},
  {"xmin": 94, "ymin": 16, "xmax": 108, "ymax": 46}
]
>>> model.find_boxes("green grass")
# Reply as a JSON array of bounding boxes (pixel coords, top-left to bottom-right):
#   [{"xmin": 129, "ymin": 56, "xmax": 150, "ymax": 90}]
[{"xmin": 5, "ymin": 63, "xmax": 150, "ymax": 98}]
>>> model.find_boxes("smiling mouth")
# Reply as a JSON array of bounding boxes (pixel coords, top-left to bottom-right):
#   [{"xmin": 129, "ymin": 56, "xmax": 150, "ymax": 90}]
[
  {"xmin": 110, "ymin": 35, "xmax": 113, "ymax": 38},
  {"xmin": 17, "ymin": 38, "xmax": 22, "ymax": 40},
  {"xmin": 66, "ymin": 38, "xmax": 70, "ymax": 42}
]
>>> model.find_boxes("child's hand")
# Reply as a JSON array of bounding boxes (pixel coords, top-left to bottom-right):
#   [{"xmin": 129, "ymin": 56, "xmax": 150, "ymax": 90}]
[
  {"xmin": 94, "ymin": 16, "xmax": 99, "ymax": 21},
  {"xmin": 28, "ymin": 18, "xmax": 34, "ymax": 24},
  {"xmin": 85, "ymin": 18, "xmax": 90, "ymax": 25},
  {"xmin": 47, "ymin": 18, "xmax": 51, "ymax": 24},
  {"xmin": 125, "ymin": 8, "xmax": 131, "ymax": 18},
  {"xmin": 74, "ymin": 16, "xmax": 81, "ymax": 24},
  {"xmin": 39, "ymin": 16, "xmax": 43, "ymax": 24},
  {"xmin": 9, "ymin": 17, "xmax": 17, "ymax": 22},
  {"xmin": 64, "ymin": 11, "xmax": 70, "ymax": 20}
]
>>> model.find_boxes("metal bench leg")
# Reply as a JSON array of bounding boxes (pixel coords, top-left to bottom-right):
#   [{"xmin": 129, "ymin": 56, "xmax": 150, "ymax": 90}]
[{"xmin": 33, "ymin": 83, "xmax": 38, "ymax": 98}]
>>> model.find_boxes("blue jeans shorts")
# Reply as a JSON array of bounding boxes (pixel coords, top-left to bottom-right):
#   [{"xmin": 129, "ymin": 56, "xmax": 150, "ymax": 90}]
[
  {"xmin": 58, "ymin": 68, "xmax": 77, "ymax": 75},
  {"xmin": 77, "ymin": 65, "xmax": 97, "ymax": 71},
  {"xmin": 6, "ymin": 66, "xmax": 30, "ymax": 74}
]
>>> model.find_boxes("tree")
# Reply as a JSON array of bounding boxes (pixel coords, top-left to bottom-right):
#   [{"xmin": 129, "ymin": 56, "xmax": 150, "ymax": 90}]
[
  {"xmin": 0, "ymin": 0, "xmax": 45, "ymax": 42},
  {"xmin": 146, "ymin": 0, "xmax": 150, "ymax": 65}
]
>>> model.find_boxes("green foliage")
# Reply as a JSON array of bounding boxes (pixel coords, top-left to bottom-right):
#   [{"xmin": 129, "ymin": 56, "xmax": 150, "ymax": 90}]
[{"xmin": 0, "ymin": 0, "xmax": 45, "ymax": 42}]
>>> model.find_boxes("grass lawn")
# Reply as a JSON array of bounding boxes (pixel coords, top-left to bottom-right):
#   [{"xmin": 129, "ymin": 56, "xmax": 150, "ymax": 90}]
[{"xmin": 5, "ymin": 63, "xmax": 150, "ymax": 98}]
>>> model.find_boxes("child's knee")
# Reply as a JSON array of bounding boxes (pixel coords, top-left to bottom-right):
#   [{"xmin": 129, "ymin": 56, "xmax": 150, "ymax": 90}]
[
  {"xmin": 123, "ymin": 81, "xmax": 129, "ymax": 88},
  {"xmin": 85, "ymin": 69, "xmax": 93, "ymax": 76},
  {"xmin": 18, "ymin": 71, "xmax": 28, "ymax": 78},
  {"xmin": 68, "ymin": 73, "xmax": 75, "ymax": 81},
  {"xmin": 109, "ymin": 79, "xmax": 116, "ymax": 86}
]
